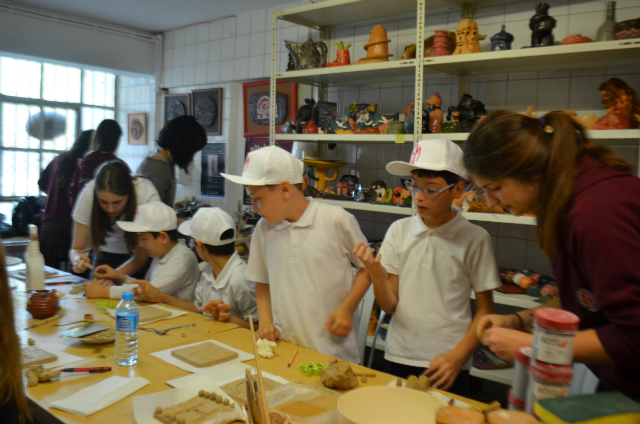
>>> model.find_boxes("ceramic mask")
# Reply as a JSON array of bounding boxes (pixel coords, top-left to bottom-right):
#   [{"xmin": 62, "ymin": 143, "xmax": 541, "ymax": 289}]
[{"xmin": 454, "ymin": 19, "xmax": 481, "ymax": 54}]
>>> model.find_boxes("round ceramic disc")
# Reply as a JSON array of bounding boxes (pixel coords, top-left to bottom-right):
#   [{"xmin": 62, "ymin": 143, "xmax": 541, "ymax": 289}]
[
  {"xmin": 130, "ymin": 118, "xmax": 143, "ymax": 140},
  {"xmin": 167, "ymin": 101, "xmax": 186, "ymax": 122},
  {"xmin": 195, "ymin": 96, "xmax": 217, "ymax": 127}
]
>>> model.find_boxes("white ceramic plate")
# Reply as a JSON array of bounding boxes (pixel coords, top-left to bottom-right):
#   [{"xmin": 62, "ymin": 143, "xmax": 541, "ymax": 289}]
[
  {"xmin": 6, "ymin": 256, "xmax": 22, "ymax": 266},
  {"xmin": 65, "ymin": 321, "xmax": 116, "ymax": 345}
]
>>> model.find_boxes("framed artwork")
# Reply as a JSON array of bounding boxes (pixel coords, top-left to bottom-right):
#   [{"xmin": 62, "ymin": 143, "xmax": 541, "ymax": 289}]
[
  {"xmin": 201, "ymin": 143, "xmax": 226, "ymax": 198},
  {"xmin": 242, "ymin": 80, "xmax": 298, "ymax": 137},
  {"xmin": 191, "ymin": 88, "xmax": 222, "ymax": 136},
  {"xmin": 164, "ymin": 93, "xmax": 191, "ymax": 126},
  {"xmin": 127, "ymin": 112, "xmax": 147, "ymax": 145}
]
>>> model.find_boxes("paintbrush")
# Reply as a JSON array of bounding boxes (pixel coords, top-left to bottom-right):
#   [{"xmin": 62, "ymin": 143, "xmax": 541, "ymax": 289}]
[
  {"xmin": 24, "ymin": 314, "xmax": 64, "ymax": 330},
  {"xmin": 248, "ymin": 314, "xmax": 270, "ymax": 424}
]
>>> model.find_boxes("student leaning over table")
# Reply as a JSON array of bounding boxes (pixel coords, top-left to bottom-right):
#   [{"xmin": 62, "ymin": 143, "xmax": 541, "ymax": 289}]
[
  {"xmin": 69, "ymin": 161, "xmax": 160, "ymax": 280},
  {"xmin": 132, "ymin": 207, "xmax": 258, "ymax": 330},
  {"xmin": 465, "ymin": 110, "xmax": 640, "ymax": 401},
  {"xmin": 222, "ymin": 146, "xmax": 371, "ymax": 363},
  {"xmin": 0, "ymin": 245, "xmax": 33, "ymax": 424},
  {"xmin": 354, "ymin": 139, "xmax": 501, "ymax": 397},
  {"xmin": 83, "ymin": 201, "xmax": 198, "ymax": 301}
]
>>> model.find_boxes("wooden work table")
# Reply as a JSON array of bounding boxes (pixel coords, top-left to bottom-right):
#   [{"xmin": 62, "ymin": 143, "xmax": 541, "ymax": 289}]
[{"xmin": 14, "ymin": 277, "xmax": 486, "ymax": 423}]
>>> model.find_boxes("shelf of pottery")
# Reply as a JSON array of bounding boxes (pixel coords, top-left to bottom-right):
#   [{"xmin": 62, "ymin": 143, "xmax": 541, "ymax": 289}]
[{"xmin": 267, "ymin": 0, "xmax": 640, "ymax": 224}]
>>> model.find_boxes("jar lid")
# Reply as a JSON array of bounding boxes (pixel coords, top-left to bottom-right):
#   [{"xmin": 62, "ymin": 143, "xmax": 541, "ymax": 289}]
[
  {"xmin": 534, "ymin": 308, "xmax": 579, "ymax": 332},
  {"xmin": 529, "ymin": 360, "xmax": 573, "ymax": 384},
  {"xmin": 515, "ymin": 346, "xmax": 533, "ymax": 365}
]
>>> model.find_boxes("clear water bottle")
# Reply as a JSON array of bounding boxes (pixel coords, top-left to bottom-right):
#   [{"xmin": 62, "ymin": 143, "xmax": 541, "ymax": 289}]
[{"xmin": 115, "ymin": 292, "xmax": 139, "ymax": 366}]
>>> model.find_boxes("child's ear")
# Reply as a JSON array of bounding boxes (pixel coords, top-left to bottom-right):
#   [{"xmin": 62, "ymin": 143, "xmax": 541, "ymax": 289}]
[
  {"xmin": 452, "ymin": 181, "xmax": 466, "ymax": 200},
  {"xmin": 280, "ymin": 181, "xmax": 293, "ymax": 199},
  {"xmin": 159, "ymin": 231, "xmax": 170, "ymax": 244}
]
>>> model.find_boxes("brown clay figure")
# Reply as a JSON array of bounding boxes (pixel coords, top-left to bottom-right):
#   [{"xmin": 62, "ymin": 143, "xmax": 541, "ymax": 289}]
[
  {"xmin": 593, "ymin": 78, "xmax": 640, "ymax": 129},
  {"xmin": 426, "ymin": 92, "xmax": 444, "ymax": 133},
  {"xmin": 453, "ymin": 19, "xmax": 482, "ymax": 55},
  {"xmin": 530, "ymin": 3, "xmax": 557, "ymax": 47},
  {"xmin": 285, "ymin": 40, "xmax": 328, "ymax": 70}
]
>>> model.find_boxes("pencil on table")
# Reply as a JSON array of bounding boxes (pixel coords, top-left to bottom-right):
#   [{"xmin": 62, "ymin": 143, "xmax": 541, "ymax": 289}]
[{"xmin": 287, "ymin": 350, "xmax": 298, "ymax": 368}]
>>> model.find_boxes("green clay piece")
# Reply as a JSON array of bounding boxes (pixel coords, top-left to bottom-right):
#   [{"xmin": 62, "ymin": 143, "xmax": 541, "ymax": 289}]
[{"xmin": 299, "ymin": 362, "xmax": 326, "ymax": 376}]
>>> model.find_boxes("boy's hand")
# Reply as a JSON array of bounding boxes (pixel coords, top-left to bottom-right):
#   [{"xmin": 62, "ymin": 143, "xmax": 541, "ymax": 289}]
[
  {"xmin": 353, "ymin": 243, "xmax": 388, "ymax": 283},
  {"xmin": 128, "ymin": 280, "xmax": 163, "ymax": 303},
  {"xmin": 82, "ymin": 282, "xmax": 109, "ymax": 299},
  {"xmin": 256, "ymin": 324, "xmax": 280, "ymax": 342},
  {"xmin": 201, "ymin": 300, "xmax": 233, "ymax": 321},
  {"xmin": 476, "ymin": 314, "xmax": 519, "ymax": 337},
  {"xmin": 94, "ymin": 265, "xmax": 125, "ymax": 284},
  {"xmin": 423, "ymin": 351, "xmax": 464, "ymax": 391},
  {"xmin": 480, "ymin": 327, "xmax": 533, "ymax": 362},
  {"xmin": 324, "ymin": 306, "xmax": 353, "ymax": 337}
]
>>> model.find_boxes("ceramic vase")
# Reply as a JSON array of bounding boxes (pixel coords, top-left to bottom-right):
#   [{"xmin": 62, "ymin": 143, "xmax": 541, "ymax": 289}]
[
  {"xmin": 27, "ymin": 289, "xmax": 59, "ymax": 319},
  {"xmin": 430, "ymin": 30, "xmax": 451, "ymax": 57}
]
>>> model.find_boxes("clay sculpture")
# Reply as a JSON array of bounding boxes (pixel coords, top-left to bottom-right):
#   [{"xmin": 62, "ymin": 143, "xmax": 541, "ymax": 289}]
[
  {"xmin": 353, "ymin": 25, "xmax": 393, "ymax": 65},
  {"xmin": 139, "ymin": 306, "xmax": 172, "ymax": 323},
  {"xmin": 530, "ymin": 3, "xmax": 557, "ymax": 47},
  {"xmin": 491, "ymin": 25, "xmax": 514, "ymax": 51},
  {"xmin": 447, "ymin": 94, "xmax": 487, "ymax": 132},
  {"xmin": 256, "ymin": 338, "xmax": 277, "ymax": 358},
  {"xmin": 426, "ymin": 92, "xmax": 444, "ymax": 133},
  {"xmin": 319, "ymin": 359, "xmax": 359, "ymax": 390},
  {"xmin": 171, "ymin": 342, "xmax": 238, "ymax": 368},
  {"xmin": 154, "ymin": 390, "xmax": 235, "ymax": 424},
  {"xmin": 221, "ymin": 377, "xmax": 283, "ymax": 405},
  {"xmin": 285, "ymin": 40, "xmax": 328, "ymax": 70},
  {"xmin": 592, "ymin": 78, "xmax": 640, "ymax": 129},
  {"xmin": 453, "ymin": 19, "xmax": 482, "ymax": 55},
  {"xmin": 400, "ymin": 31, "xmax": 457, "ymax": 59},
  {"xmin": 25, "ymin": 365, "xmax": 61, "ymax": 387}
]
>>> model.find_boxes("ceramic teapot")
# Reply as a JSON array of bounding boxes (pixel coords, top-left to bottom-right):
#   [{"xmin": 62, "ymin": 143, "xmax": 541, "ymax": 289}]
[{"xmin": 285, "ymin": 40, "xmax": 328, "ymax": 70}]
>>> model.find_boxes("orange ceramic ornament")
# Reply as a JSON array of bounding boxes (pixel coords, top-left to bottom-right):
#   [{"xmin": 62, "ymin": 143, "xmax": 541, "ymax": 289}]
[
  {"xmin": 353, "ymin": 25, "xmax": 393, "ymax": 65},
  {"xmin": 453, "ymin": 19, "xmax": 483, "ymax": 55}
]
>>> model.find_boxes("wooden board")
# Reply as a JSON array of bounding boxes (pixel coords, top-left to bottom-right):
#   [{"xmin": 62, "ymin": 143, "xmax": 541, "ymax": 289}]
[
  {"xmin": 139, "ymin": 306, "xmax": 172, "ymax": 323},
  {"xmin": 171, "ymin": 342, "xmax": 238, "ymax": 368},
  {"xmin": 220, "ymin": 377, "xmax": 283, "ymax": 405},
  {"xmin": 21, "ymin": 346, "xmax": 58, "ymax": 369}
]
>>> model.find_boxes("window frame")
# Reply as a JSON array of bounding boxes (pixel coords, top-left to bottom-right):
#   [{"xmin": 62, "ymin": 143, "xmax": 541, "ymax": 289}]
[{"xmin": 0, "ymin": 65, "xmax": 117, "ymax": 202}]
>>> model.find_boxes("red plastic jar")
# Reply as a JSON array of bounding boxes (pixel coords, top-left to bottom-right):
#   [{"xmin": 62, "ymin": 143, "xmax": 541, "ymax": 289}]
[
  {"xmin": 525, "ymin": 360, "xmax": 573, "ymax": 414},
  {"xmin": 532, "ymin": 308, "xmax": 579, "ymax": 365}
]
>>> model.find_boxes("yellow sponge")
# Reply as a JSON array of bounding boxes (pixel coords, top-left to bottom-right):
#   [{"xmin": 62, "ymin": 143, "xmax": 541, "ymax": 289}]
[{"xmin": 534, "ymin": 392, "xmax": 640, "ymax": 424}]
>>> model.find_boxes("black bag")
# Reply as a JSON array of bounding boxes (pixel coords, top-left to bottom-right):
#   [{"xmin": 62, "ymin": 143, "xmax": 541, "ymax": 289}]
[{"xmin": 12, "ymin": 197, "xmax": 44, "ymax": 236}]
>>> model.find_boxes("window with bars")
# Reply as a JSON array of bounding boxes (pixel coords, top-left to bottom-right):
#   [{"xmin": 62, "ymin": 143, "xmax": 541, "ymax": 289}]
[{"xmin": 0, "ymin": 57, "xmax": 117, "ymax": 220}]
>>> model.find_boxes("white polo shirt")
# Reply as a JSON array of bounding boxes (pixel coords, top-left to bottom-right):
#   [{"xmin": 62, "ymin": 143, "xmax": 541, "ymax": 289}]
[
  {"xmin": 246, "ymin": 199, "xmax": 367, "ymax": 364},
  {"xmin": 72, "ymin": 178, "xmax": 160, "ymax": 254},
  {"xmin": 379, "ymin": 209, "xmax": 501, "ymax": 369},
  {"xmin": 109, "ymin": 240, "xmax": 199, "ymax": 300},
  {"xmin": 194, "ymin": 251, "xmax": 258, "ymax": 322}
]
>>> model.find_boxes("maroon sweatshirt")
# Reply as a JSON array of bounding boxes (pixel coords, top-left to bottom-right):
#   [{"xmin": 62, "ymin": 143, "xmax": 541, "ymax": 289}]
[
  {"xmin": 69, "ymin": 152, "xmax": 129, "ymax": 207},
  {"xmin": 553, "ymin": 156, "xmax": 640, "ymax": 401},
  {"xmin": 38, "ymin": 155, "xmax": 72, "ymax": 222}
]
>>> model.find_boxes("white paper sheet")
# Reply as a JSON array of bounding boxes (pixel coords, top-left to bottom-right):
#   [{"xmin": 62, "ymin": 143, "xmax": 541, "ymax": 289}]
[
  {"xmin": 49, "ymin": 376, "xmax": 149, "ymax": 417},
  {"xmin": 105, "ymin": 304, "xmax": 188, "ymax": 324},
  {"xmin": 386, "ymin": 380, "xmax": 472, "ymax": 409},
  {"xmin": 133, "ymin": 375, "xmax": 246, "ymax": 424},
  {"xmin": 151, "ymin": 339, "xmax": 253, "ymax": 373},
  {"xmin": 166, "ymin": 362, "xmax": 290, "ymax": 388}
]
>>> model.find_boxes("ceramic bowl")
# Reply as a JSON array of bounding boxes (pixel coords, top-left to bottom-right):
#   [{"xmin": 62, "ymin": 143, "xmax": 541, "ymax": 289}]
[
  {"xmin": 338, "ymin": 386, "xmax": 447, "ymax": 424},
  {"xmin": 68, "ymin": 321, "xmax": 116, "ymax": 345}
]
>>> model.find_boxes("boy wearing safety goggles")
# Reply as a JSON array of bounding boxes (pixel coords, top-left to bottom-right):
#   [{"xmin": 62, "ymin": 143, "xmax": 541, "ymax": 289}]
[{"xmin": 354, "ymin": 139, "xmax": 500, "ymax": 397}]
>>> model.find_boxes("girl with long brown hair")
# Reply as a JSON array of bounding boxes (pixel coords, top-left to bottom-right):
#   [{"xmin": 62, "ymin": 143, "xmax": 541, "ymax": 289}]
[
  {"xmin": 464, "ymin": 110, "xmax": 640, "ymax": 400},
  {"xmin": 0, "ymin": 245, "xmax": 32, "ymax": 423},
  {"xmin": 70, "ymin": 161, "xmax": 160, "ymax": 280}
]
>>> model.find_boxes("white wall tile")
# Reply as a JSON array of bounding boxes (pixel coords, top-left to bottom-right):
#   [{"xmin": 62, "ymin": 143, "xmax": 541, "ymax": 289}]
[
  {"xmin": 209, "ymin": 40, "xmax": 222, "ymax": 62},
  {"xmin": 162, "ymin": 68, "xmax": 172, "ymax": 87},
  {"xmin": 569, "ymin": 0, "xmax": 605, "ymax": 14},
  {"xmin": 251, "ymin": 10, "xmax": 267, "ymax": 34},
  {"xmin": 505, "ymin": 0, "xmax": 536, "ymax": 22},
  {"xmin": 235, "ymin": 58, "xmax": 249, "ymax": 80},
  {"xmin": 221, "ymin": 59, "xmax": 235, "ymax": 82},
  {"xmin": 195, "ymin": 63, "xmax": 208, "ymax": 84},
  {"xmin": 336, "ymin": 144, "xmax": 357, "ymax": 165},
  {"xmin": 545, "ymin": 0, "xmax": 570, "ymax": 16},
  {"xmin": 498, "ymin": 223, "xmax": 529, "ymax": 239},
  {"xmin": 507, "ymin": 79, "xmax": 538, "ymax": 112},
  {"xmin": 184, "ymin": 45, "xmax": 196, "ymax": 66},
  {"xmin": 537, "ymin": 77, "xmax": 571, "ymax": 111},
  {"xmin": 185, "ymin": 26, "xmax": 198, "ymax": 46},
  {"xmin": 476, "ymin": 4, "xmax": 506, "ymax": 25},
  {"xmin": 378, "ymin": 144, "xmax": 400, "ymax": 169},
  {"xmin": 197, "ymin": 23, "xmax": 209, "ymax": 44},
  {"xmin": 172, "ymin": 67, "xmax": 183, "ymax": 87},
  {"xmin": 249, "ymin": 55, "xmax": 264, "ymax": 79},
  {"xmin": 569, "ymin": 76, "xmax": 605, "ymax": 110},
  {"xmin": 358, "ymin": 220, "xmax": 375, "ymax": 241},
  {"xmin": 174, "ymin": 28, "xmax": 186, "ymax": 47},
  {"xmin": 222, "ymin": 38, "xmax": 236, "ymax": 60},
  {"xmin": 173, "ymin": 46, "xmax": 185, "ymax": 68},
  {"xmin": 263, "ymin": 54, "xmax": 272, "ymax": 78},
  {"xmin": 373, "ymin": 222, "xmax": 392, "ymax": 240},
  {"xmin": 282, "ymin": 26, "xmax": 299, "ymax": 44},
  {"xmin": 380, "ymin": 87, "xmax": 403, "ymax": 115},
  {"xmin": 183, "ymin": 65, "xmax": 196, "ymax": 85},
  {"xmin": 237, "ymin": 13, "xmax": 252, "ymax": 37},
  {"xmin": 477, "ymin": 80, "xmax": 508, "ymax": 109},
  {"xmin": 249, "ymin": 34, "xmax": 265, "ymax": 57},
  {"xmin": 356, "ymin": 145, "xmax": 379, "ymax": 169},
  {"xmin": 163, "ymin": 49, "xmax": 174, "ymax": 69},
  {"xmin": 525, "ymin": 241, "xmax": 553, "ymax": 274},
  {"xmin": 208, "ymin": 62, "xmax": 221, "ymax": 83},
  {"xmin": 568, "ymin": 11, "xmax": 603, "ymax": 39},
  {"xmin": 235, "ymin": 35, "xmax": 251, "ymax": 58},
  {"xmin": 164, "ymin": 31, "xmax": 175, "ymax": 49},
  {"xmin": 210, "ymin": 21, "xmax": 223, "ymax": 40},
  {"xmin": 496, "ymin": 237, "xmax": 527, "ymax": 269},
  {"xmin": 196, "ymin": 43, "xmax": 209, "ymax": 64},
  {"xmin": 223, "ymin": 17, "xmax": 238, "ymax": 38}
]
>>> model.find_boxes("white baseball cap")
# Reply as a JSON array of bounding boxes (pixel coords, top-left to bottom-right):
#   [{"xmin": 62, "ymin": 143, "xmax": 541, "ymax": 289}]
[
  {"xmin": 116, "ymin": 202, "xmax": 177, "ymax": 233},
  {"xmin": 221, "ymin": 145, "xmax": 303, "ymax": 186},
  {"xmin": 386, "ymin": 139, "xmax": 469, "ymax": 180},
  {"xmin": 178, "ymin": 207, "xmax": 236, "ymax": 246}
]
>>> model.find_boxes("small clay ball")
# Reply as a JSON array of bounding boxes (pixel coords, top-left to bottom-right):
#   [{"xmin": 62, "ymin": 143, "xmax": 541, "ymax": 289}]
[
  {"xmin": 396, "ymin": 378, "xmax": 402, "ymax": 387},
  {"xmin": 198, "ymin": 390, "xmax": 205, "ymax": 397},
  {"xmin": 163, "ymin": 412, "xmax": 171, "ymax": 418},
  {"xmin": 210, "ymin": 393, "xmax": 217, "ymax": 401},
  {"xmin": 155, "ymin": 407, "xmax": 163, "ymax": 414},
  {"xmin": 223, "ymin": 398, "xmax": 230, "ymax": 406},
  {"xmin": 361, "ymin": 375, "xmax": 367, "ymax": 383},
  {"xmin": 177, "ymin": 417, "xmax": 186, "ymax": 424},
  {"xmin": 204, "ymin": 391, "xmax": 210, "ymax": 399},
  {"xmin": 28, "ymin": 338, "xmax": 35, "ymax": 346},
  {"xmin": 216, "ymin": 396, "xmax": 223, "ymax": 404},
  {"xmin": 407, "ymin": 375, "xmax": 419, "ymax": 389}
]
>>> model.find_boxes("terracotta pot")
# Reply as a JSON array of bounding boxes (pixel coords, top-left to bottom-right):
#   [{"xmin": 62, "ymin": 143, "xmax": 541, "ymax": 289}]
[
  {"xmin": 336, "ymin": 49, "xmax": 351, "ymax": 65},
  {"xmin": 26, "ymin": 289, "xmax": 60, "ymax": 319},
  {"xmin": 302, "ymin": 121, "xmax": 318, "ymax": 134}
]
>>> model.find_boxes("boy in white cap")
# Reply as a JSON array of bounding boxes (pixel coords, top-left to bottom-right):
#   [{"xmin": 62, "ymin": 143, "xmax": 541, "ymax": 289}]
[
  {"xmin": 354, "ymin": 139, "xmax": 501, "ymax": 396},
  {"xmin": 221, "ymin": 146, "xmax": 370, "ymax": 363},
  {"xmin": 85, "ymin": 201, "xmax": 199, "ymax": 300},
  {"xmin": 131, "ymin": 207, "xmax": 258, "ymax": 329}
]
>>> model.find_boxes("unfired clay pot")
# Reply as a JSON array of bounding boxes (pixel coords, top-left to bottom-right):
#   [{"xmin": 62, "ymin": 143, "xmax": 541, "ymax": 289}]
[{"xmin": 27, "ymin": 289, "xmax": 60, "ymax": 319}]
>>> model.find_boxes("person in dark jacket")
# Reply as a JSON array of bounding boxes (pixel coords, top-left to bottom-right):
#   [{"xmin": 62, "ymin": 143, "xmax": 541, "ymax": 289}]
[
  {"xmin": 69, "ymin": 119, "xmax": 129, "ymax": 205},
  {"xmin": 465, "ymin": 110, "xmax": 640, "ymax": 401},
  {"xmin": 38, "ymin": 130, "xmax": 93, "ymax": 268}
]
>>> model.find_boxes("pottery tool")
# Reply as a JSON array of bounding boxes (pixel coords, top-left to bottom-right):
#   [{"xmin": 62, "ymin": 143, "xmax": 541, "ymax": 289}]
[
  {"xmin": 59, "ymin": 367, "xmax": 111, "ymax": 373},
  {"xmin": 248, "ymin": 315, "xmax": 270, "ymax": 424},
  {"xmin": 60, "ymin": 324, "xmax": 109, "ymax": 338},
  {"xmin": 355, "ymin": 372, "xmax": 377, "ymax": 377},
  {"xmin": 287, "ymin": 349, "xmax": 297, "ymax": 368},
  {"xmin": 245, "ymin": 369, "xmax": 261, "ymax": 424},
  {"xmin": 24, "ymin": 314, "xmax": 64, "ymax": 330}
]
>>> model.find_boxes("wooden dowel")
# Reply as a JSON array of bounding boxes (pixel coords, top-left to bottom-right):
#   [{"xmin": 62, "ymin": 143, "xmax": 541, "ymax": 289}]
[{"xmin": 249, "ymin": 315, "xmax": 270, "ymax": 424}]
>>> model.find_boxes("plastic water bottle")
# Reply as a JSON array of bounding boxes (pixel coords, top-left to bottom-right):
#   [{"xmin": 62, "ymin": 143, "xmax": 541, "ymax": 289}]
[{"xmin": 115, "ymin": 292, "xmax": 139, "ymax": 366}]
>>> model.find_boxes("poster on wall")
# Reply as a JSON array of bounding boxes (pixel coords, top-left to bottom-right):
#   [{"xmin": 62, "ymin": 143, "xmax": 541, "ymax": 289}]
[
  {"xmin": 201, "ymin": 143, "xmax": 226, "ymax": 198},
  {"xmin": 242, "ymin": 81, "xmax": 297, "ymax": 137},
  {"xmin": 242, "ymin": 138, "xmax": 293, "ymax": 205}
]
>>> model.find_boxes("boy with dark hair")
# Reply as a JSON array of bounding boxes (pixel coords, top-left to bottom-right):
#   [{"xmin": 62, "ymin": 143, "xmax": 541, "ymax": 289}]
[
  {"xmin": 132, "ymin": 208, "xmax": 258, "ymax": 329},
  {"xmin": 354, "ymin": 139, "xmax": 501, "ymax": 396},
  {"xmin": 86, "ymin": 201, "xmax": 198, "ymax": 300}
]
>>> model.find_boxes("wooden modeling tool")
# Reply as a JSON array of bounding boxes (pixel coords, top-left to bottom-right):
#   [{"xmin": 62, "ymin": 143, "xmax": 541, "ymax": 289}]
[
  {"xmin": 245, "ymin": 368, "xmax": 260, "ymax": 424},
  {"xmin": 287, "ymin": 349, "xmax": 298, "ymax": 368},
  {"xmin": 24, "ymin": 314, "xmax": 63, "ymax": 330},
  {"xmin": 248, "ymin": 315, "xmax": 270, "ymax": 424}
]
